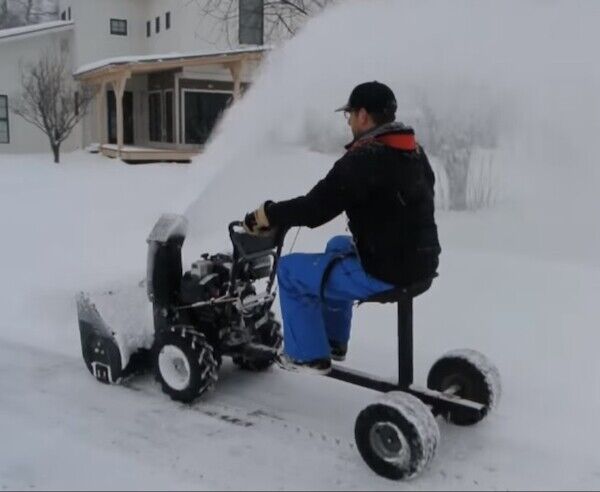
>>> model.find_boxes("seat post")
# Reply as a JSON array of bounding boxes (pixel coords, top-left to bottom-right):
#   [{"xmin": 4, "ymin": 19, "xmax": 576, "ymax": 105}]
[{"xmin": 397, "ymin": 297, "xmax": 413, "ymax": 389}]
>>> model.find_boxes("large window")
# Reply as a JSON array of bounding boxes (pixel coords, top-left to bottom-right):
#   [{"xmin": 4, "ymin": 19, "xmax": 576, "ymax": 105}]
[
  {"xmin": 110, "ymin": 18, "xmax": 127, "ymax": 36},
  {"xmin": 184, "ymin": 91, "xmax": 231, "ymax": 145},
  {"xmin": 239, "ymin": 0, "xmax": 263, "ymax": 45},
  {"xmin": 0, "ymin": 95, "xmax": 9, "ymax": 144}
]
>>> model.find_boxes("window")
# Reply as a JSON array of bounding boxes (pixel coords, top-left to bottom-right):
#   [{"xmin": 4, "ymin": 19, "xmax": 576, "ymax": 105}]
[
  {"xmin": 68, "ymin": 7, "xmax": 71, "ymax": 20},
  {"xmin": 146, "ymin": 21, "xmax": 151, "ymax": 37},
  {"xmin": 183, "ymin": 91, "xmax": 231, "ymax": 144},
  {"xmin": 74, "ymin": 91, "xmax": 79, "ymax": 117},
  {"xmin": 110, "ymin": 18, "xmax": 127, "ymax": 36},
  {"xmin": 155, "ymin": 16, "xmax": 160, "ymax": 33},
  {"xmin": 0, "ymin": 95, "xmax": 9, "ymax": 144},
  {"xmin": 61, "ymin": 10, "xmax": 66, "ymax": 20},
  {"xmin": 166, "ymin": 12, "xmax": 171, "ymax": 30},
  {"xmin": 239, "ymin": 0, "xmax": 264, "ymax": 45}
]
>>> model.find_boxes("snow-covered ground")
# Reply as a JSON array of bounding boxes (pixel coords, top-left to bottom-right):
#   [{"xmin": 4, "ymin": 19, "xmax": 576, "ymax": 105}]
[{"xmin": 2, "ymin": 0, "xmax": 600, "ymax": 490}]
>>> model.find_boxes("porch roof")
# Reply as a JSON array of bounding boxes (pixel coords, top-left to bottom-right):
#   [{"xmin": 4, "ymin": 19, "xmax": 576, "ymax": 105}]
[
  {"xmin": 0, "ymin": 20, "xmax": 74, "ymax": 43},
  {"xmin": 74, "ymin": 45, "xmax": 271, "ymax": 82}
]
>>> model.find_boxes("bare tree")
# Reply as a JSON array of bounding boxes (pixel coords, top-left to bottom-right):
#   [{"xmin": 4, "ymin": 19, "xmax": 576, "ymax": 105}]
[
  {"xmin": 190, "ymin": 0, "xmax": 334, "ymax": 46},
  {"xmin": 12, "ymin": 48, "xmax": 95, "ymax": 163},
  {"xmin": 0, "ymin": 0, "xmax": 57, "ymax": 28},
  {"xmin": 0, "ymin": 0, "xmax": 23, "ymax": 28}
]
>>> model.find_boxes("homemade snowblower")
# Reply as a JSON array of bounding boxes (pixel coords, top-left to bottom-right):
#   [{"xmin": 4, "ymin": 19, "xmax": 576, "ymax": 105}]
[{"xmin": 77, "ymin": 214, "xmax": 501, "ymax": 481}]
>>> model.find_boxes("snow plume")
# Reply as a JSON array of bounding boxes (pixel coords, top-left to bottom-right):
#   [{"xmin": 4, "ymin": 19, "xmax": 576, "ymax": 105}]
[{"xmin": 183, "ymin": 0, "xmax": 600, "ymax": 263}]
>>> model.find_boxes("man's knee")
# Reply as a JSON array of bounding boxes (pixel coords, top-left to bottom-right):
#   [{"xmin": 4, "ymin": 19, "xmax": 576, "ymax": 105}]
[
  {"xmin": 325, "ymin": 235, "xmax": 354, "ymax": 254},
  {"xmin": 276, "ymin": 253, "xmax": 302, "ymax": 287}
]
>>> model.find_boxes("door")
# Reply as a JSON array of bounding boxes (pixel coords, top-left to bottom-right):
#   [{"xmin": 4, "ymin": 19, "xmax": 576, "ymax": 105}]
[
  {"xmin": 149, "ymin": 90, "xmax": 174, "ymax": 143},
  {"xmin": 148, "ymin": 92, "xmax": 162, "ymax": 142},
  {"xmin": 107, "ymin": 91, "xmax": 134, "ymax": 145},
  {"xmin": 184, "ymin": 91, "xmax": 232, "ymax": 145}
]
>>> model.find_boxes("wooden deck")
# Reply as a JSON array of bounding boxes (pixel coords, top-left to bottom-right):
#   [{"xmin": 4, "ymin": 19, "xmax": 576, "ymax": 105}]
[{"xmin": 100, "ymin": 144, "xmax": 200, "ymax": 163}]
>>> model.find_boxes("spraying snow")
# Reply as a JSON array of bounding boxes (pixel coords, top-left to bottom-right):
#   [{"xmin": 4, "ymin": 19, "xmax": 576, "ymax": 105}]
[{"xmin": 183, "ymin": 0, "xmax": 600, "ymax": 265}]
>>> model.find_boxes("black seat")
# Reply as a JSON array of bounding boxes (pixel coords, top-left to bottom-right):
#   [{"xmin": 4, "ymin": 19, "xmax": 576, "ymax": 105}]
[
  {"xmin": 358, "ymin": 273, "xmax": 438, "ymax": 389},
  {"xmin": 362, "ymin": 273, "xmax": 438, "ymax": 304}
]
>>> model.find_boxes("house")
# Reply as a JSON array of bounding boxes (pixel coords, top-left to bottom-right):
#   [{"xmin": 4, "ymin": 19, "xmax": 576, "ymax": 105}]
[{"xmin": 0, "ymin": 0, "xmax": 283, "ymax": 162}]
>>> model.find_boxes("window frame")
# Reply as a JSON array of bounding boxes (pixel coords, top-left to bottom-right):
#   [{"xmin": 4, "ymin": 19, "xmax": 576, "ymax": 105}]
[
  {"xmin": 166, "ymin": 11, "xmax": 171, "ymax": 30},
  {"xmin": 110, "ymin": 18, "xmax": 128, "ymax": 36},
  {"xmin": 155, "ymin": 16, "xmax": 160, "ymax": 33},
  {"xmin": 68, "ymin": 7, "xmax": 71, "ymax": 20},
  {"xmin": 146, "ymin": 20, "xmax": 151, "ymax": 37},
  {"xmin": 0, "ymin": 95, "xmax": 10, "ymax": 144}
]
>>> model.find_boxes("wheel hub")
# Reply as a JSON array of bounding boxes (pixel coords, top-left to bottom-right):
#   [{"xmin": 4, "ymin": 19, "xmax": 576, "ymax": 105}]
[
  {"xmin": 369, "ymin": 421, "xmax": 411, "ymax": 467},
  {"xmin": 158, "ymin": 345, "xmax": 191, "ymax": 391}
]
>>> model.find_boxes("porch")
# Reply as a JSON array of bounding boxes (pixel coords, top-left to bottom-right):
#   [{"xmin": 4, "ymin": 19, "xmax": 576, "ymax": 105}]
[
  {"xmin": 99, "ymin": 144, "xmax": 199, "ymax": 163},
  {"xmin": 74, "ymin": 47, "xmax": 268, "ymax": 163}
]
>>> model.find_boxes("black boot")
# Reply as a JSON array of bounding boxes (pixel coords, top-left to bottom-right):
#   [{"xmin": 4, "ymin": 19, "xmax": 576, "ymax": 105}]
[
  {"xmin": 277, "ymin": 354, "xmax": 332, "ymax": 375},
  {"xmin": 329, "ymin": 339, "xmax": 348, "ymax": 362}
]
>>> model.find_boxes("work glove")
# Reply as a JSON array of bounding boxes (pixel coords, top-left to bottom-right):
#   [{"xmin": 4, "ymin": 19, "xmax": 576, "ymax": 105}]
[{"xmin": 243, "ymin": 201, "xmax": 272, "ymax": 235}]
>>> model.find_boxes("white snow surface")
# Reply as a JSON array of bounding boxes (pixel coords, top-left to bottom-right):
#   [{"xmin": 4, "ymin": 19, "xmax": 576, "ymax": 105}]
[{"xmin": 2, "ymin": 0, "xmax": 600, "ymax": 489}]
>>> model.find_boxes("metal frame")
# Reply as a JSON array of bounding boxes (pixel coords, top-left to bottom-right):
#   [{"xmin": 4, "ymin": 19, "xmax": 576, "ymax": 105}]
[{"xmin": 327, "ymin": 296, "xmax": 486, "ymax": 420}]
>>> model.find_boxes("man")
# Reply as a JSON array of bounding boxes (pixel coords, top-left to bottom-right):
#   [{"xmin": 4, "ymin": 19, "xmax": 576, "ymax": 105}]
[{"xmin": 244, "ymin": 81, "xmax": 441, "ymax": 374}]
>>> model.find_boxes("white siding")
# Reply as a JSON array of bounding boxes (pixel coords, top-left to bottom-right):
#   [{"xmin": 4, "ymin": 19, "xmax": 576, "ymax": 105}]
[
  {"xmin": 143, "ymin": 0, "xmax": 236, "ymax": 54},
  {"xmin": 0, "ymin": 28, "xmax": 81, "ymax": 154}
]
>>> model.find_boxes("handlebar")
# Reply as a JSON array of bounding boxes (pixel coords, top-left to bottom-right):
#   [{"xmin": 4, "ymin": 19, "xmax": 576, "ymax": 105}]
[{"xmin": 227, "ymin": 221, "xmax": 288, "ymax": 295}]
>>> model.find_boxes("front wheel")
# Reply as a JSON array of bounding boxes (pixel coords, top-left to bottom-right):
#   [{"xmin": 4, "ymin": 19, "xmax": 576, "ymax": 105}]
[
  {"xmin": 154, "ymin": 326, "xmax": 219, "ymax": 403},
  {"xmin": 354, "ymin": 392, "xmax": 440, "ymax": 480}
]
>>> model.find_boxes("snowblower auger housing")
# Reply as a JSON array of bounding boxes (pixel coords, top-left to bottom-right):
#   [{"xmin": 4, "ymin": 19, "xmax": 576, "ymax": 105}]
[{"xmin": 78, "ymin": 213, "xmax": 284, "ymax": 395}]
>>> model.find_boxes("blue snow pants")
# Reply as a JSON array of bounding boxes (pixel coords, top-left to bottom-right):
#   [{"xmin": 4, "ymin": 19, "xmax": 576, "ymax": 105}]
[{"xmin": 276, "ymin": 235, "xmax": 394, "ymax": 362}]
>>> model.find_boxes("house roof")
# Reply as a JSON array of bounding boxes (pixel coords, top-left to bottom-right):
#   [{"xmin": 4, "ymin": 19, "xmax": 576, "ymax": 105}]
[
  {"xmin": 0, "ymin": 20, "xmax": 74, "ymax": 42},
  {"xmin": 74, "ymin": 46, "xmax": 272, "ymax": 80}
]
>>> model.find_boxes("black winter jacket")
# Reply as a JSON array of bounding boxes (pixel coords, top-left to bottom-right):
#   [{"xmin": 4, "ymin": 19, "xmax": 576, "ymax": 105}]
[{"xmin": 265, "ymin": 122, "xmax": 441, "ymax": 286}]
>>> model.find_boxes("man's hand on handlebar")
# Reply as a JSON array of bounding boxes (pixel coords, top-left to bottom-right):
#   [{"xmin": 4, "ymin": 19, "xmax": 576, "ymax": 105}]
[{"xmin": 243, "ymin": 201, "xmax": 273, "ymax": 236}]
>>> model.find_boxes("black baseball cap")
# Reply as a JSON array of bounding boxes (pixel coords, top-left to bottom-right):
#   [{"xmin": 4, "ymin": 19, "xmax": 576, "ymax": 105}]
[{"xmin": 335, "ymin": 81, "xmax": 397, "ymax": 115}]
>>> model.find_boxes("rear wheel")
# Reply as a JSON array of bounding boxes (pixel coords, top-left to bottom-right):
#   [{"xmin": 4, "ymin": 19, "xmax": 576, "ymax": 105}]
[
  {"xmin": 355, "ymin": 392, "xmax": 439, "ymax": 480},
  {"xmin": 154, "ymin": 326, "xmax": 219, "ymax": 403},
  {"xmin": 427, "ymin": 348, "xmax": 501, "ymax": 425}
]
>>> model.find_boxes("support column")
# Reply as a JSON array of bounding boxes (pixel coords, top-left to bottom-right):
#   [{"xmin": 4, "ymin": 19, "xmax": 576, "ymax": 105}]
[
  {"xmin": 95, "ymin": 81, "xmax": 107, "ymax": 147},
  {"xmin": 110, "ymin": 71, "xmax": 130, "ymax": 159},
  {"xmin": 228, "ymin": 60, "xmax": 244, "ymax": 102}
]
